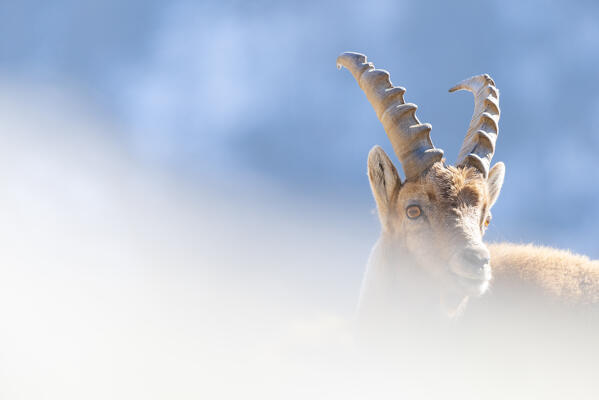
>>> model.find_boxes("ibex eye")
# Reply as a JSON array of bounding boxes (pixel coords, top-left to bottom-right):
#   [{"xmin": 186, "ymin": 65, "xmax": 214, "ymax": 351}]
[
  {"xmin": 484, "ymin": 216, "xmax": 491, "ymax": 227},
  {"xmin": 406, "ymin": 205, "xmax": 422, "ymax": 219}
]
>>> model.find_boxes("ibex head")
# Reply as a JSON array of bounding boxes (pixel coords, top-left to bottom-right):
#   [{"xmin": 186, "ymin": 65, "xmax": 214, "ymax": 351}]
[{"xmin": 338, "ymin": 52, "xmax": 505, "ymax": 299}]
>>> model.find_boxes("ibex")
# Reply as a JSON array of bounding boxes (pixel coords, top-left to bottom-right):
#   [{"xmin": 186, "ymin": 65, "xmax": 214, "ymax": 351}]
[{"xmin": 337, "ymin": 52, "xmax": 599, "ymax": 326}]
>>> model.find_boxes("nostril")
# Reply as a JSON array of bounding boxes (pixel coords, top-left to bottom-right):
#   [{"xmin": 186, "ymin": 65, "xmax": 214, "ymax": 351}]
[
  {"xmin": 462, "ymin": 251, "xmax": 479, "ymax": 266},
  {"xmin": 461, "ymin": 248, "xmax": 490, "ymax": 268},
  {"xmin": 479, "ymin": 252, "xmax": 491, "ymax": 265}
]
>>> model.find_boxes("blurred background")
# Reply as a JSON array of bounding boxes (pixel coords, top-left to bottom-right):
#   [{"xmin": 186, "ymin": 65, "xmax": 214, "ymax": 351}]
[
  {"xmin": 0, "ymin": 1, "xmax": 598, "ymax": 398},
  {"xmin": 2, "ymin": 0, "xmax": 597, "ymax": 253}
]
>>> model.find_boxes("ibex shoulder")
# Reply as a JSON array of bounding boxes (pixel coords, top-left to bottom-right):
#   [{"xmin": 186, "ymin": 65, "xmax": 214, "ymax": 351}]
[{"xmin": 488, "ymin": 242, "xmax": 599, "ymax": 305}]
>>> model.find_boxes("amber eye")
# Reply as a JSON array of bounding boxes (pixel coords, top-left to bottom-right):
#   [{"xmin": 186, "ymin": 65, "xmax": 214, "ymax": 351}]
[
  {"xmin": 484, "ymin": 216, "xmax": 491, "ymax": 228},
  {"xmin": 406, "ymin": 205, "xmax": 422, "ymax": 219}
]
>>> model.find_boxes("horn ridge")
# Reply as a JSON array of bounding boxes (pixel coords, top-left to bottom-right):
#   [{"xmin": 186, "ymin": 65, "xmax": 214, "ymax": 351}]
[
  {"xmin": 450, "ymin": 74, "xmax": 500, "ymax": 178},
  {"xmin": 337, "ymin": 52, "xmax": 444, "ymax": 180}
]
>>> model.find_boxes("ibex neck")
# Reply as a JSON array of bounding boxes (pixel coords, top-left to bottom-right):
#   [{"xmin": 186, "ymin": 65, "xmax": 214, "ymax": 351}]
[{"xmin": 357, "ymin": 237, "xmax": 446, "ymax": 325}]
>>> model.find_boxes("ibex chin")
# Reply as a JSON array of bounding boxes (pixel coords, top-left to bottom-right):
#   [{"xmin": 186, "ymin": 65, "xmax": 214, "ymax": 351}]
[{"xmin": 337, "ymin": 52, "xmax": 599, "ymax": 325}]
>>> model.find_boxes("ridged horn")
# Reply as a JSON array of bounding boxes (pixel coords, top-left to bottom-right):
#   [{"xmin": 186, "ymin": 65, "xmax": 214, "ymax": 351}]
[
  {"xmin": 449, "ymin": 74, "xmax": 500, "ymax": 178},
  {"xmin": 337, "ymin": 52, "xmax": 444, "ymax": 181}
]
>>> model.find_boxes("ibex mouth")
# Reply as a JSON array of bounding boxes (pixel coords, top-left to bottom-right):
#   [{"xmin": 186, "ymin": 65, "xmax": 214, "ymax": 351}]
[{"xmin": 449, "ymin": 267, "xmax": 491, "ymax": 296}]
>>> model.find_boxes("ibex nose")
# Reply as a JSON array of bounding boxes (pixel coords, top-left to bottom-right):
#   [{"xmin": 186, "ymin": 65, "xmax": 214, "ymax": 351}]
[{"xmin": 461, "ymin": 247, "xmax": 491, "ymax": 270}]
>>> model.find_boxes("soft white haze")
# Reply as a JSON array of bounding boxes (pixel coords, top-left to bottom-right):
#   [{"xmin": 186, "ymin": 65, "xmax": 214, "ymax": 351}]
[
  {"xmin": 0, "ymin": 83, "xmax": 597, "ymax": 399},
  {"xmin": 0, "ymin": 83, "xmax": 365, "ymax": 399},
  {"xmin": 1, "ymin": 1, "xmax": 599, "ymax": 397}
]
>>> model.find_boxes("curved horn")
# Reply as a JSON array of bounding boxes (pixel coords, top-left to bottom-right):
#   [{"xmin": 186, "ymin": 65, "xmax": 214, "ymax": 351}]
[
  {"xmin": 449, "ymin": 74, "xmax": 500, "ymax": 178},
  {"xmin": 337, "ymin": 52, "xmax": 444, "ymax": 181}
]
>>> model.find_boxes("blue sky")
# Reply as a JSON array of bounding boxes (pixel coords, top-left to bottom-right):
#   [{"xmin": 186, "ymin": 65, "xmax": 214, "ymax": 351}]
[{"xmin": 1, "ymin": 0, "xmax": 598, "ymax": 256}]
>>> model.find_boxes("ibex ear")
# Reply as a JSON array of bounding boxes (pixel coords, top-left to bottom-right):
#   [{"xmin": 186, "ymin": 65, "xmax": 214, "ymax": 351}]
[
  {"xmin": 487, "ymin": 162, "xmax": 505, "ymax": 208},
  {"xmin": 367, "ymin": 146, "xmax": 401, "ymax": 230}
]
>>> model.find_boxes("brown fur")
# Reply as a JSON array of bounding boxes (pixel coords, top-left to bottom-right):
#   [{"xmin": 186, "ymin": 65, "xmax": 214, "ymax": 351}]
[
  {"xmin": 489, "ymin": 243, "xmax": 599, "ymax": 306},
  {"xmin": 360, "ymin": 146, "xmax": 599, "ymax": 325}
]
